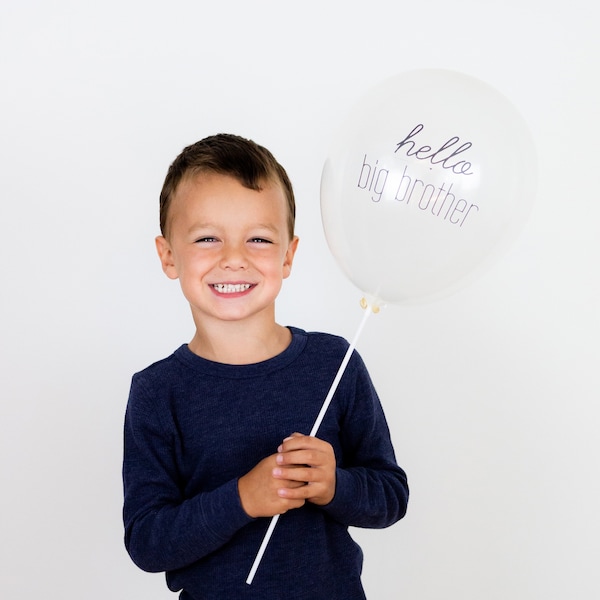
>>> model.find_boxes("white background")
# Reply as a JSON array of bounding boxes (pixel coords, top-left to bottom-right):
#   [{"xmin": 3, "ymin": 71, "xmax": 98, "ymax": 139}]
[{"xmin": 1, "ymin": 1, "xmax": 598, "ymax": 598}]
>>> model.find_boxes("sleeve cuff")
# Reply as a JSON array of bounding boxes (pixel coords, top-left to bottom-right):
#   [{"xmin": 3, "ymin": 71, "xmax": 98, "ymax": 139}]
[
  {"xmin": 200, "ymin": 478, "xmax": 255, "ymax": 543},
  {"xmin": 320, "ymin": 468, "xmax": 362, "ymax": 523}
]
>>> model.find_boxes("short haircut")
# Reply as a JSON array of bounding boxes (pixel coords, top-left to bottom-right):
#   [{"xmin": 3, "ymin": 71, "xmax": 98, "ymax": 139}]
[{"xmin": 159, "ymin": 133, "xmax": 296, "ymax": 239}]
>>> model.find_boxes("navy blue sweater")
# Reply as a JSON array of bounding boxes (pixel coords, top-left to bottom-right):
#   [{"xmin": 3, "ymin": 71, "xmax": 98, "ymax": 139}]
[{"xmin": 123, "ymin": 328, "xmax": 408, "ymax": 599}]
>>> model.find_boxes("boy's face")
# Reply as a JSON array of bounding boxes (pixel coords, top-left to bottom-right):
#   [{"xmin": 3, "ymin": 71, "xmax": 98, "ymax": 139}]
[{"xmin": 156, "ymin": 172, "xmax": 298, "ymax": 327}]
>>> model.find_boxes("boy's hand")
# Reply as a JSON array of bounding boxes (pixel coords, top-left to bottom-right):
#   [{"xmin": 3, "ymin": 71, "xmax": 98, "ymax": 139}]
[
  {"xmin": 238, "ymin": 453, "xmax": 307, "ymax": 518},
  {"xmin": 237, "ymin": 433, "xmax": 336, "ymax": 518},
  {"xmin": 272, "ymin": 433, "xmax": 336, "ymax": 506}
]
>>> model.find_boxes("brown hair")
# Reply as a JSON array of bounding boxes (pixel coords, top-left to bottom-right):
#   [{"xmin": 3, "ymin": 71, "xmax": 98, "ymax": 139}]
[{"xmin": 159, "ymin": 133, "xmax": 296, "ymax": 239}]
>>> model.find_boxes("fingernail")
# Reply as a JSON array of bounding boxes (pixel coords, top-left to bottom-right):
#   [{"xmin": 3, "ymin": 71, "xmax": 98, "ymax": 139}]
[
  {"xmin": 273, "ymin": 468, "xmax": 282, "ymax": 476},
  {"xmin": 276, "ymin": 454, "xmax": 284, "ymax": 464}
]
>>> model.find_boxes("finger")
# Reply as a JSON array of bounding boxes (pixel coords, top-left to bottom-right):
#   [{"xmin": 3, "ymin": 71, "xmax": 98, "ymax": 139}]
[
  {"xmin": 278, "ymin": 433, "xmax": 306, "ymax": 453},
  {"xmin": 272, "ymin": 466, "xmax": 319, "ymax": 484},
  {"xmin": 277, "ymin": 484, "xmax": 313, "ymax": 500},
  {"xmin": 276, "ymin": 448, "xmax": 327, "ymax": 468},
  {"xmin": 279, "ymin": 434, "xmax": 333, "ymax": 457},
  {"xmin": 273, "ymin": 494, "xmax": 306, "ymax": 512},
  {"xmin": 272, "ymin": 469, "xmax": 308, "ymax": 486}
]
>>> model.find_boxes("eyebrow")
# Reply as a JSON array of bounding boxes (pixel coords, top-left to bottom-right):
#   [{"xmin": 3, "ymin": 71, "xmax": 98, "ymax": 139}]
[{"xmin": 185, "ymin": 222, "xmax": 281, "ymax": 235}]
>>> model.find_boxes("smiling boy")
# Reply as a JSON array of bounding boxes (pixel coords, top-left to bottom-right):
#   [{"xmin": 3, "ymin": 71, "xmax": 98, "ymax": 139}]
[
  {"xmin": 155, "ymin": 170, "xmax": 298, "ymax": 366},
  {"xmin": 123, "ymin": 134, "xmax": 409, "ymax": 599}
]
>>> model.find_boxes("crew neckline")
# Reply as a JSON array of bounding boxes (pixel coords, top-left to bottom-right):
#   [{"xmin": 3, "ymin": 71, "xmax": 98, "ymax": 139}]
[{"xmin": 173, "ymin": 326, "xmax": 307, "ymax": 379}]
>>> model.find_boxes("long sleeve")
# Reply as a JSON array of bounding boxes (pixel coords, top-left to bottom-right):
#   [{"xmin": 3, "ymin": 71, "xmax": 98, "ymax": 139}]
[
  {"xmin": 319, "ymin": 351, "xmax": 409, "ymax": 528},
  {"xmin": 122, "ymin": 376, "xmax": 254, "ymax": 573}
]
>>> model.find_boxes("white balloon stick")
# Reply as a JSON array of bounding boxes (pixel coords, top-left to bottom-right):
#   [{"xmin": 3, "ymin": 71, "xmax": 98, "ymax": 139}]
[
  {"xmin": 308, "ymin": 303, "xmax": 373, "ymax": 437},
  {"xmin": 246, "ymin": 302, "xmax": 374, "ymax": 585}
]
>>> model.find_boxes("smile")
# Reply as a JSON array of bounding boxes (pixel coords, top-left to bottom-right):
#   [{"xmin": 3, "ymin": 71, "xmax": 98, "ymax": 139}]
[{"xmin": 212, "ymin": 283, "xmax": 253, "ymax": 294}]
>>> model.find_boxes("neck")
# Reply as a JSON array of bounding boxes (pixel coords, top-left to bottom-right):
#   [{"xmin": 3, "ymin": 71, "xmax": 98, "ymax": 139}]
[{"xmin": 188, "ymin": 317, "xmax": 291, "ymax": 365}]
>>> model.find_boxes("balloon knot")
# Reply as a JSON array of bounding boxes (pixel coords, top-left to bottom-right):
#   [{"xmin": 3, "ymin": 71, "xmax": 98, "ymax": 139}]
[{"xmin": 360, "ymin": 297, "xmax": 382, "ymax": 314}]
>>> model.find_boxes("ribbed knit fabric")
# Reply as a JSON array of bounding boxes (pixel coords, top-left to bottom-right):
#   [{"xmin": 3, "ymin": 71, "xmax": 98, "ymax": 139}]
[{"xmin": 123, "ymin": 327, "xmax": 408, "ymax": 599}]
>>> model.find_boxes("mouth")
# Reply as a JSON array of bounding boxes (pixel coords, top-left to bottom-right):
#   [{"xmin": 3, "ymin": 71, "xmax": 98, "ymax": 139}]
[{"xmin": 211, "ymin": 283, "xmax": 254, "ymax": 294}]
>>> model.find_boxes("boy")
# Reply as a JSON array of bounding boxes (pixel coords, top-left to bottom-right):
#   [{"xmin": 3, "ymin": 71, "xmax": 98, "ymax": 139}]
[{"xmin": 123, "ymin": 134, "xmax": 409, "ymax": 599}]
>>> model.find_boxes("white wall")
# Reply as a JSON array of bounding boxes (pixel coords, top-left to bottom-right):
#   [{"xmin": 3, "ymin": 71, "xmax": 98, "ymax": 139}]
[{"xmin": 1, "ymin": 1, "xmax": 598, "ymax": 598}]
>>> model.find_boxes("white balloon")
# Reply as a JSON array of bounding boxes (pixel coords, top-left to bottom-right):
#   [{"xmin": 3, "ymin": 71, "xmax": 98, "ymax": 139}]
[{"xmin": 320, "ymin": 69, "xmax": 537, "ymax": 305}]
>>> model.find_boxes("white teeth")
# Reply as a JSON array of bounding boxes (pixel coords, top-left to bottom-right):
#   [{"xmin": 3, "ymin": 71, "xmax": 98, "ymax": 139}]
[{"xmin": 212, "ymin": 283, "xmax": 252, "ymax": 293}]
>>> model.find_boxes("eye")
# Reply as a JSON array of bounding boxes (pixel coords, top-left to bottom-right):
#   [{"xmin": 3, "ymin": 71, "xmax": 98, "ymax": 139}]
[
  {"xmin": 194, "ymin": 236, "xmax": 219, "ymax": 244},
  {"xmin": 249, "ymin": 237, "xmax": 273, "ymax": 244}
]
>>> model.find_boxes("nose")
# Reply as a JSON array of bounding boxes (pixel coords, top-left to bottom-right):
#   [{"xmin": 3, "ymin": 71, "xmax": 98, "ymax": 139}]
[{"xmin": 220, "ymin": 242, "xmax": 247, "ymax": 270}]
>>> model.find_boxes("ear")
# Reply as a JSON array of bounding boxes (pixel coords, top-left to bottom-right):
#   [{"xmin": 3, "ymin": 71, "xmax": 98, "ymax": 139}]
[
  {"xmin": 282, "ymin": 236, "xmax": 299, "ymax": 279},
  {"xmin": 155, "ymin": 236, "xmax": 179, "ymax": 280}
]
